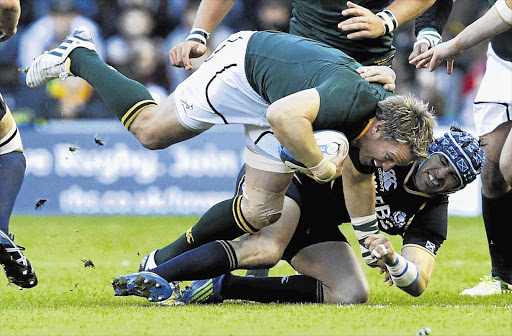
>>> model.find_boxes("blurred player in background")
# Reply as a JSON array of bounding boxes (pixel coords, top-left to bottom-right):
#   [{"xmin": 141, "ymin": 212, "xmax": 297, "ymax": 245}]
[
  {"xmin": 169, "ymin": 0, "xmax": 453, "ymax": 69},
  {"xmin": 0, "ymin": 0, "xmax": 38, "ymax": 289},
  {"xmin": 125, "ymin": 126, "xmax": 484, "ymax": 304},
  {"xmin": 411, "ymin": 0, "xmax": 512, "ymax": 296}
]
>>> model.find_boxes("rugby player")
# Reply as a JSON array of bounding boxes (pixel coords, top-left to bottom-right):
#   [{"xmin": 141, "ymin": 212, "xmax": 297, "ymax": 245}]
[
  {"xmin": 168, "ymin": 0, "xmax": 452, "ymax": 275},
  {"xmin": 176, "ymin": 126, "xmax": 484, "ymax": 304},
  {"xmin": 0, "ymin": 0, "xmax": 38, "ymax": 289},
  {"xmin": 115, "ymin": 126, "xmax": 483, "ymax": 304},
  {"xmin": 26, "ymin": 26, "xmax": 435, "ymax": 291},
  {"xmin": 411, "ymin": 0, "xmax": 512, "ymax": 296}
]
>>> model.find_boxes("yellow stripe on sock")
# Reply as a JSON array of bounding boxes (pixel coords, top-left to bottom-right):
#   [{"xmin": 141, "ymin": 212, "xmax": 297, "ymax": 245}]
[
  {"xmin": 232, "ymin": 196, "xmax": 256, "ymax": 234},
  {"xmin": 121, "ymin": 100, "xmax": 157, "ymax": 130}
]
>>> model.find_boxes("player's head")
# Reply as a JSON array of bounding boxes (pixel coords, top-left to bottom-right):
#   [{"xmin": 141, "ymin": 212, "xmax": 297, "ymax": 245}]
[
  {"xmin": 429, "ymin": 125, "xmax": 484, "ymax": 192},
  {"xmin": 416, "ymin": 125, "xmax": 484, "ymax": 194},
  {"xmin": 375, "ymin": 94, "xmax": 436, "ymax": 161}
]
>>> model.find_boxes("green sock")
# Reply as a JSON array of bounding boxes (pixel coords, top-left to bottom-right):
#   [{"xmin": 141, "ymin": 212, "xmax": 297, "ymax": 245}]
[
  {"xmin": 68, "ymin": 48, "xmax": 156, "ymax": 129},
  {"xmin": 154, "ymin": 196, "xmax": 258, "ymax": 265}
]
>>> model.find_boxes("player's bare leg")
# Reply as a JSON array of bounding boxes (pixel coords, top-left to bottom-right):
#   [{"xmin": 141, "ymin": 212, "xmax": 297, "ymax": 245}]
[
  {"xmin": 480, "ymin": 122, "xmax": 512, "ymax": 198},
  {"xmin": 230, "ymin": 196, "xmax": 300, "ymax": 268},
  {"xmin": 499, "ymin": 123, "xmax": 512, "ymax": 186},
  {"xmin": 462, "ymin": 121, "xmax": 512, "ymax": 295},
  {"xmin": 25, "ymin": 28, "xmax": 201, "ymax": 151},
  {"xmin": 127, "ymin": 92, "xmax": 202, "ymax": 150},
  {"xmin": 240, "ymin": 165, "xmax": 294, "ymax": 231}
]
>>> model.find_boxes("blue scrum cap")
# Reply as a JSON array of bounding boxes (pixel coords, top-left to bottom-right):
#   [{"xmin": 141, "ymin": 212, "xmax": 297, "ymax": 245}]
[{"xmin": 428, "ymin": 126, "xmax": 485, "ymax": 192}]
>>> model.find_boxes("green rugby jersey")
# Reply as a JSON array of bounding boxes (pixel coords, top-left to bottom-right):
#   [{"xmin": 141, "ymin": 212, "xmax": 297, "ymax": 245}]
[
  {"xmin": 289, "ymin": 0, "xmax": 395, "ymax": 65},
  {"xmin": 489, "ymin": 0, "xmax": 512, "ymax": 61},
  {"xmin": 245, "ymin": 31, "xmax": 392, "ymax": 141}
]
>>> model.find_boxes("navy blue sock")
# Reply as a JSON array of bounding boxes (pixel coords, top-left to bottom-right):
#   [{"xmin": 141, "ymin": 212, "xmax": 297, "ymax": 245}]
[
  {"xmin": 0, "ymin": 152, "xmax": 26, "ymax": 234},
  {"xmin": 222, "ymin": 274, "xmax": 324, "ymax": 303},
  {"xmin": 150, "ymin": 240, "xmax": 237, "ymax": 282}
]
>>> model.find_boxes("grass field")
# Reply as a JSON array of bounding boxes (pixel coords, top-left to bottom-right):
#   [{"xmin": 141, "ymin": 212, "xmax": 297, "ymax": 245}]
[{"xmin": 1, "ymin": 215, "xmax": 510, "ymax": 335}]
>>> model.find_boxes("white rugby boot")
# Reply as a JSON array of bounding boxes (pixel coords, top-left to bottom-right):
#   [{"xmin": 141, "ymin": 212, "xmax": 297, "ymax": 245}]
[
  {"xmin": 460, "ymin": 274, "xmax": 512, "ymax": 296},
  {"xmin": 25, "ymin": 27, "xmax": 96, "ymax": 88}
]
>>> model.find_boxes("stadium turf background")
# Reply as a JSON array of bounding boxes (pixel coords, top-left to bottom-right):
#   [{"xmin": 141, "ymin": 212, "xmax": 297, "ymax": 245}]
[{"xmin": 1, "ymin": 215, "xmax": 510, "ymax": 335}]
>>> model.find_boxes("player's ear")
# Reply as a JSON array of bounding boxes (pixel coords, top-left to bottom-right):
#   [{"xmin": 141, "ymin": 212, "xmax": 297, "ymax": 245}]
[{"xmin": 372, "ymin": 120, "xmax": 385, "ymax": 136}]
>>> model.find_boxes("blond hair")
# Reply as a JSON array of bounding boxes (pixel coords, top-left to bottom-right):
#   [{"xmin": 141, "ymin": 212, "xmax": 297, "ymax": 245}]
[{"xmin": 376, "ymin": 94, "xmax": 435, "ymax": 160}]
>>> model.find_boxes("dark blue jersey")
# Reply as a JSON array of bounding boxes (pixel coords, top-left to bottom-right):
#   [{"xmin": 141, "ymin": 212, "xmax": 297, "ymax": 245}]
[{"xmin": 236, "ymin": 161, "xmax": 447, "ymax": 260}]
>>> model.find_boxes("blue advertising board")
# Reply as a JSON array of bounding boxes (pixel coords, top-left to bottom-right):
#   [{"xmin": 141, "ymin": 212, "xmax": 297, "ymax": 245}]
[
  {"xmin": 12, "ymin": 120, "xmax": 481, "ymax": 216},
  {"xmin": 14, "ymin": 120, "xmax": 246, "ymax": 215}
]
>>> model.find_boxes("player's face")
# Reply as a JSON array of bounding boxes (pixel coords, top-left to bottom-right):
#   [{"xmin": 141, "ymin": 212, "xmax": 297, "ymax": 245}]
[
  {"xmin": 414, "ymin": 153, "xmax": 462, "ymax": 194},
  {"xmin": 359, "ymin": 139, "xmax": 413, "ymax": 171}
]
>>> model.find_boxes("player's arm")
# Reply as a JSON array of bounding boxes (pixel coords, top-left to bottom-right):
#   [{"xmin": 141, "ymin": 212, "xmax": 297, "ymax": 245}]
[
  {"xmin": 366, "ymin": 235, "xmax": 435, "ymax": 296},
  {"xmin": 339, "ymin": 0, "xmax": 435, "ymax": 39},
  {"xmin": 400, "ymin": 244, "xmax": 436, "ymax": 296},
  {"xmin": 169, "ymin": 0, "xmax": 236, "ymax": 70},
  {"xmin": 0, "ymin": 0, "xmax": 21, "ymax": 42},
  {"xmin": 266, "ymin": 88, "xmax": 341, "ymax": 183},
  {"xmin": 408, "ymin": 0, "xmax": 453, "ymax": 61},
  {"xmin": 410, "ymin": 0, "xmax": 512, "ymax": 73},
  {"xmin": 342, "ymin": 155, "xmax": 380, "ymax": 267}
]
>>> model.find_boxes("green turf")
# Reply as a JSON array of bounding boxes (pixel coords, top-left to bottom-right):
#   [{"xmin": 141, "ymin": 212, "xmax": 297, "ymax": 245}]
[{"xmin": 1, "ymin": 216, "xmax": 510, "ymax": 335}]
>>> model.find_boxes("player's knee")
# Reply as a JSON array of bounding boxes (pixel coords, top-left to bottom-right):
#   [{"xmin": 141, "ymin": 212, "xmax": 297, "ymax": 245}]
[
  {"xmin": 325, "ymin": 281, "xmax": 370, "ymax": 304},
  {"xmin": 481, "ymin": 166, "xmax": 509, "ymax": 196},
  {"xmin": 241, "ymin": 199, "xmax": 283, "ymax": 230},
  {"xmin": 136, "ymin": 133, "xmax": 163, "ymax": 150},
  {"xmin": 499, "ymin": 157, "xmax": 512, "ymax": 187}
]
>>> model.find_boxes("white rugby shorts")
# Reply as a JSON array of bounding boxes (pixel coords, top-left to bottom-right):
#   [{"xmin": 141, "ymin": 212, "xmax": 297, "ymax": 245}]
[
  {"xmin": 473, "ymin": 43, "xmax": 512, "ymax": 137},
  {"xmin": 0, "ymin": 93, "xmax": 22, "ymax": 155},
  {"xmin": 173, "ymin": 31, "xmax": 292, "ymax": 173}
]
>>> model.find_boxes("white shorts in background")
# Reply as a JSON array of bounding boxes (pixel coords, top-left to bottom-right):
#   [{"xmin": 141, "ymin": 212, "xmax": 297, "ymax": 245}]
[
  {"xmin": 473, "ymin": 44, "xmax": 512, "ymax": 137},
  {"xmin": 0, "ymin": 122, "xmax": 22, "ymax": 155},
  {"xmin": 172, "ymin": 31, "xmax": 289, "ymax": 172},
  {"xmin": 0, "ymin": 93, "xmax": 22, "ymax": 155}
]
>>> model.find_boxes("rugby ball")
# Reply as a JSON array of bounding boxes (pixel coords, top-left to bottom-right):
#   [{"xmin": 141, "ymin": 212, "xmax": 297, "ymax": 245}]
[{"xmin": 279, "ymin": 130, "xmax": 349, "ymax": 174}]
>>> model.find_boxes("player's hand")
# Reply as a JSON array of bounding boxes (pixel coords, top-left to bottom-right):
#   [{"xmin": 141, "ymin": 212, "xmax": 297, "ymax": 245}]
[
  {"xmin": 331, "ymin": 137, "xmax": 349, "ymax": 179},
  {"xmin": 307, "ymin": 139, "xmax": 348, "ymax": 183},
  {"xmin": 365, "ymin": 234, "xmax": 396, "ymax": 266},
  {"xmin": 409, "ymin": 39, "xmax": 465, "ymax": 74},
  {"xmin": 408, "ymin": 42, "xmax": 431, "ymax": 63},
  {"xmin": 169, "ymin": 41, "xmax": 208, "ymax": 70},
  {"xmin": 339, "ymin": 1, "xmax": 385, "ymax": 39},
  {"xmin": 408, "ymin": 28, "xmax": 442, "ymax": 63},
  {"xmin": 378, "ymin": 261, "xmax": 393, "ymax": 286},
  {"xmin": 357, "ymin": 66, "xmax": 396, "ymax": 91},
  {"xmin": 308, "ymin": 156, "xmax": 340, "ymax": 184}
]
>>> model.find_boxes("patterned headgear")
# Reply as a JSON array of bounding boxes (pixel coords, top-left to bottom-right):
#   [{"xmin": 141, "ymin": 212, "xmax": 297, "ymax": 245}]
[{"xmin": 428, "ymin": 126, "xmax": 485, "ymax": 193}]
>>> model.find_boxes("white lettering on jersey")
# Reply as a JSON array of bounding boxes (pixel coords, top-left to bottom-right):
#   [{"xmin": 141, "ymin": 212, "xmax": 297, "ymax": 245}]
[
  {"xmin": 375, "ymin": 168, "xmax": 398, "ymax": 192},
  {"xmin": 382, "ymin": 169, "xmax": 398, "ymax": 191}
]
